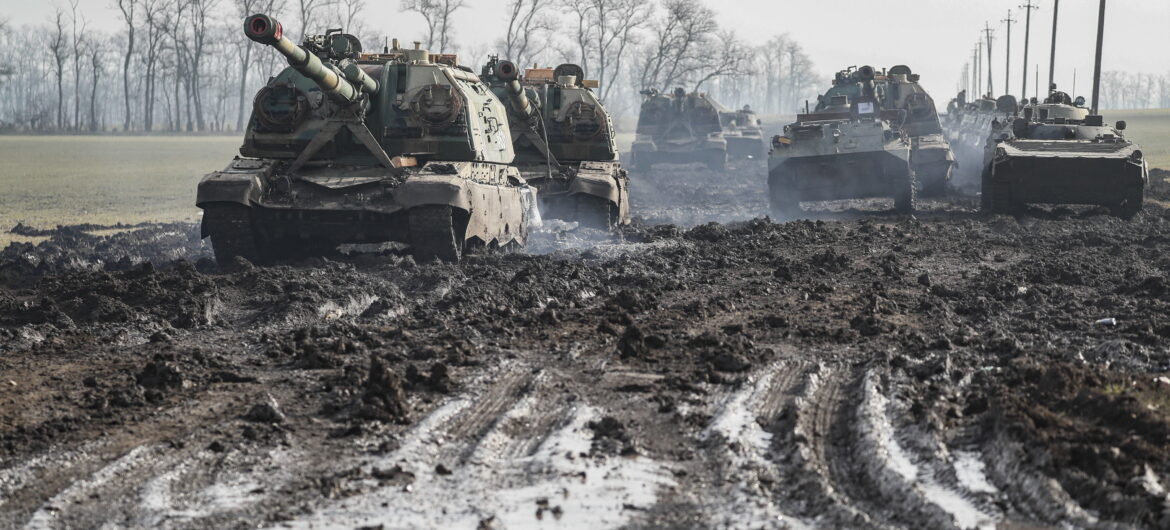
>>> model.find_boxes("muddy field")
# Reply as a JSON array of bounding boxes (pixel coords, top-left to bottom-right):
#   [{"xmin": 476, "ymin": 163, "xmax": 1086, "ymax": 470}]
[{"xmin": 2, "ymin": 162, "xmax": 1170, "ymax": 529}]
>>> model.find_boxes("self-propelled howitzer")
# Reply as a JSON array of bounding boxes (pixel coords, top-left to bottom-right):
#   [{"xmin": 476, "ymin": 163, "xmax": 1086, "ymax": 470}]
[
  {"xmin": 196, "ymin": 15, "xmax": 538, "ymax": 264},
  {"xmin": 481, "ymin": 58, "xmax": 629, "ymax": 229}
]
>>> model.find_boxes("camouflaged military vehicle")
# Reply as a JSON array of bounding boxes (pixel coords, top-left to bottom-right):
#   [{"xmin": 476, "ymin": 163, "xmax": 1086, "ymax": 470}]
[
  {"xmin": 197, "ymin": 15, "xmax": 538, "ymax": 265},
  {"xmin": 881, "ymin": 65, "xmax": 955, "ymax": 196},
  {"xmin": 714, "ymin": 102, "xmax": 766, "ymax": 159},
  {"xmin": 480, "ymin": 58, "xmax": 629, "ymax": 229},
  {"xmin": 945, "ymin": 93, "xmax": 1017, "ymax": 187},
  {"xmin": 632, "ymin": 88, "xmax": 728, "ymax": 171},
  {"xmin": 982, "ymin": 91, "xmax": 1147, "ymax": 218},
  {"xmin": 768, "ymin": 66, "xmax": 915, "ymax": 217}
]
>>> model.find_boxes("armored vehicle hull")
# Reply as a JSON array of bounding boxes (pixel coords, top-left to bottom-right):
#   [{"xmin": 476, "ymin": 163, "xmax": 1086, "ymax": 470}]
[
  {"xmin": 984, "ymin": 140, "xmax": 1147, "ymax": 218},
  {"xmin": 199, "ymin": 160, "xmax": 534, "ymax": 264},
  {"xmin": 912, "ymin": 133, "xmax": 957, "ymax": 196},
  {"xmin": 633, "ymin": 88, "xmax": 728, "ymax": 171},
  {"xmin": 198, "ymin": 15, "xmax": 536, "ymax": 264},
  {"xmin": 716, "ymin": 104, "xmax": 766, "ymax": 159},
  {"xmin": 768, "ymin": 66, "xmax": 920, "ymax": 217},
  {"xmin": 981, "ymin": 98, "xmax": 1148, "ymax": 218},
  {"xmin": 769, "ymin": 118, "xmax": 914, "ymax": 217}
]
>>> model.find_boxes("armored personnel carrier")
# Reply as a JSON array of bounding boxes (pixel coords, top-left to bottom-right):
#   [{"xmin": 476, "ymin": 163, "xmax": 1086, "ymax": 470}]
[
  {"xmin": 715, "ymin": 102, "xmax": 766, "ymax": 159},
  {"xmin": 632, "ymin": 88, "xmax": 728, "ymax": 171},
  {"xmin": 197, "ymin": 15, "xmax": 537, "ymax": 265},
  {"xmin": 768, "ymin": 66, "xmax": 916, "ymax": 217},
  {"xmin": 982, "ymin": 91, "xmax": 1147, "ymax": 218},
  {"xmin": 480, "ymin": 59, "xmax": 629, "ymax": 229},
  {"xmin": 946, "ymin": 93, "xmax": 1017, "ymax": 187},
  {"xmin": 881, "ymin": 65, "xmax": 955, "ymax": 196}
]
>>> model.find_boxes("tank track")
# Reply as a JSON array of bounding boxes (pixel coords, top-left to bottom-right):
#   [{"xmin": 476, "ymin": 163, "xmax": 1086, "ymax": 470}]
[
  {"xmin": 202, "ymin": 203, "xmax": 263, "ymax": 268},
  {"xmin": 409, "ymin": 205, "xmax": 463, "ymax": 263},
  {"xmin": 575, "ymin": 195, "xmax": 613, "ymax": 231}
]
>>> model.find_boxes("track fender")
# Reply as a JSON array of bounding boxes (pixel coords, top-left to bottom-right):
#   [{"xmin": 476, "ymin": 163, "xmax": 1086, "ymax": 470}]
[
  {"xmin": 196, "ymin": 172, "xmax": 263, "ymax": 209},
  {"xmin": 396, "ymin": 175, "xmax": 474, "ymax": 211}
]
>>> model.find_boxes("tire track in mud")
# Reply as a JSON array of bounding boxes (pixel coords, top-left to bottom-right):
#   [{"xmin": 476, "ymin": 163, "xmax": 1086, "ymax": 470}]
[
  {"xmin": 285, "ymin": 358, "xmax": 677, "ymax": 529},
  {"xmin": 731, "ymin": 361, "xmax": 1000, "ymax": 530},
  {"xmin": 693, "ymin": 360, "xmax": 814, "ymax": 529},
  {"xmin": 4, "ymin": 389, "xmax": 312, "ymax": 529}
]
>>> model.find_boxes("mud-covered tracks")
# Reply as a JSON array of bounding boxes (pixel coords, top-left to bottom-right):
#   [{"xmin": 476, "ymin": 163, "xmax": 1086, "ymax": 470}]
[
  {"xmin": 688, "ymin": 359, "xmax": 1006, "ymax": 529},
  {"xmin": 285, "ymin": 358, "xmax": 676, "ymax": 528}
]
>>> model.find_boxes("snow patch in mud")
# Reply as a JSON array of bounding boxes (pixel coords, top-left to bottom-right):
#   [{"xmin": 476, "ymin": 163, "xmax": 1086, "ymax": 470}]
[
  {"xmin": 952, "ymin": 451, "xmax": 998, "ymax": 495},
  {"xmin": 285, "ymin": 399, "xmax": 673, "ymax": 529},
  {"xmin": 703, "ymin": 368, "xmax": 812, "ymax": 529},
  {"xmin": 317, "ymin": 294, "xmax": 378, "ymax": 321},
  {"xmin": 25, "ymin": 443, "xmax": 166, "ymax": 526},
  {"xmin": 0, "ymin": 441, "xmax": 104, "ymax": 505},
  {"xmin": 857, "ymin": 374, "xmax": 995, "ymax": 530}
]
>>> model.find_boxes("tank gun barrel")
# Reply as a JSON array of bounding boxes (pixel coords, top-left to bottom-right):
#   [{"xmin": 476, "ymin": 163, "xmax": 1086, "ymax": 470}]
[
  {"xmin": 495, "ymin": 60, "xmax": 533, "ymax": 117},
  {"xmin": 244, "ymin": 14, "xmax": 377, "ymax": 105}
]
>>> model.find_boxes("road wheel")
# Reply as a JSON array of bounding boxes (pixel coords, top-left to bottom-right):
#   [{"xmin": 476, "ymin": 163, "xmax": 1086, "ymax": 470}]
[
  {"xmin": 202, "ymin": 203, "xmax": 263, "ymax": 268},
  {"xmin": 894, "ymin": 167, "xmax": 917, "ymax": 214},
  {"xmin": 575, "ymin": 196, "xmax": 613, "ymax": 231},
  {"xmin": 409, "ymin": 205, "xmax": 463, "ymax": 263}
]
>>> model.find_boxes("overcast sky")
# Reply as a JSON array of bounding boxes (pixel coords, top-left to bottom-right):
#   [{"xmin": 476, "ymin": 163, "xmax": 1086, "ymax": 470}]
[{"xmin": 6, "ymin": 0, "xmax": 1168, "ymax": 103}]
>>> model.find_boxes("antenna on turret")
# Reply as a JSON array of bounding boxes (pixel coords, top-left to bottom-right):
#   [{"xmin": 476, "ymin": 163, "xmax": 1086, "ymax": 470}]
[{"xmin": 384, "ymin": 37, "xmax": 389, "ymax": 53}]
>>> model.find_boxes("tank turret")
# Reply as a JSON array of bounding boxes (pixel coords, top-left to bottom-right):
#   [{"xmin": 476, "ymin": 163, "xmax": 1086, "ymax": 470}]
[{"xmin": 243, "ymin": 14, "xmax": 378, "ymax": 105}]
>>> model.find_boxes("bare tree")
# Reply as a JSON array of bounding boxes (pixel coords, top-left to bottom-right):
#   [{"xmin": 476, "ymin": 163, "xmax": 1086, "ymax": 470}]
[
  {"xmin": 116, "ymin": 0, "xmax": 138, "ymax": 131},
  {"xmin": 401, "ymin": 0, "xmax": 466, "ymax": 52},
  {"xmin": 339, "ymin": 0, "xmax": 366, "ymax": 37},
  {"xmin": 637, "ymin": 0, "xmax": 716, "ymax": 92},
  {"xmin": 502, "ymin": 0, "xmax": 556, "ymax": 68},
  {"xmin": 50, "ymin": 10, "xmax": 68, "ymax": 130},
  {"xmin": 234, "ymin": 0, "xmax": 280, "ymax": 131},
  {"xmin": 565, "ymin": 0, "xmax": 651, "ymax": 102},
  {"xmin": 70, "ymin": 0, "xmax": 87, "ymax": 130},
  {"xmin": 295, "ymin": 0, "xmax": 337, "ymax": 41},
  {"xmin": 188, "ymin": 0, "xmax": 218, "ymax": 131},
  {"xmin": 692, "ymin": 31, "xmax": 749, "ymax": 91},
  {"xmin": 88, "ymin": 39, "xmax": 106, "ymax": 131},
  {"xmin": 141, "ymin": 0, "xmax": 166, "ymax": 131}
]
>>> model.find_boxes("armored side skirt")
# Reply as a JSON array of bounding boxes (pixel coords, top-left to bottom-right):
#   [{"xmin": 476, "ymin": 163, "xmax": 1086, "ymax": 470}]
[{"xmin": 769, "ymin": 151, "xmax": 911, "ymax": 202}]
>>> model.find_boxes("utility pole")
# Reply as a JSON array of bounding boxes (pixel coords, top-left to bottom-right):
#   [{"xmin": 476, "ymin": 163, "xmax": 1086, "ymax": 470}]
[
  {"xmin": 1003, "ymin": 10, "xmax": 1017, "ymax": 96},
  {"xmin": 1091, "ymin": 0, "xmax": 1106, "ymax": 114},
  {"xmin": 1020, "ymin": 0, "xmax": 1039, "ymax": 98},
  {"xmin": 1048, "ymin": 0, "xmax": 1060, "ymax": 94},
  {"xmin": 984, "ymin": 23, "xmax": 995, "ymax": 97},
  {"xmin": 976, "ymin": 41, "xmax": 983, "ymax": 97}
]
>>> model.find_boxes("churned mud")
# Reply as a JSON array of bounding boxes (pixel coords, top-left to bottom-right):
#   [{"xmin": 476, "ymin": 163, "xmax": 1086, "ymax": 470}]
[{"xmin": 2, "ymin": 165, "xmax": 1170, "ymax": 529}]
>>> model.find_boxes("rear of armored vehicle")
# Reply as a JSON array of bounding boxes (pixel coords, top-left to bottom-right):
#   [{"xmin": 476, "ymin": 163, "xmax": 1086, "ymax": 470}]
[
  {"xmin": 768, "ymin": 66, "xmax": 916, "ymax": 217},
  {"xmin": 984, "ymin": 106, "xmax": 1147, "ymax": 217},
  {"xmin": 198, "ymin": 16, "xmax": 535, "ymax": 264}
]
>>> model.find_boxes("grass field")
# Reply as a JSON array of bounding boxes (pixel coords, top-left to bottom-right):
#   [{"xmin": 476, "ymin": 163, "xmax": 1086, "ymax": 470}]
[
  {"xmin": 0, "ymin": 109, "xmax": 1167, "ymax": 246},
  {"xmin": 1104, "ymin": 108, "xmax": 1170, "ymax": 170},
  {"xmin": 0, "ymin": 136, "xmax": 240, "ymax": 245}
]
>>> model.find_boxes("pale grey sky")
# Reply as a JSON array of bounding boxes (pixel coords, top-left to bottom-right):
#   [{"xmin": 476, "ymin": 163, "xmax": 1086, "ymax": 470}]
[{"xmin": 4, "ymin": 0, "xmax": 1167, "ymax": 102}]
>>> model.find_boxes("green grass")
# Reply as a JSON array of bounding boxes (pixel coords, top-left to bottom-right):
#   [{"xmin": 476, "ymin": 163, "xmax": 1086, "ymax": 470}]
[
  {"xmin": 1104, "ymin": 108, "xmax": 1170, "ymax": 171},
  {"xmin": 0, "ymin": 136, "xmax": 240, "ymax": 246}
]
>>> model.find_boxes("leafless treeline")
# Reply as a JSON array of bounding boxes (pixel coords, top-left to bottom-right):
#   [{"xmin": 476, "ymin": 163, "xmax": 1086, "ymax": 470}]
[
  {"xmin": 0, "ymin": 0, "xmax": 822, "ymax": 133},
  {"xmin": 1099, "ymin": 71, "xmax": 1170, "ymax": 110}
]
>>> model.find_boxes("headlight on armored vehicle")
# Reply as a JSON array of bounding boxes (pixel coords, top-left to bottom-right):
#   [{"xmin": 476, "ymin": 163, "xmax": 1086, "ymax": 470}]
[{"xmin": 1130, "ymin": 150, "xmax": 1143, "ymax": 162}]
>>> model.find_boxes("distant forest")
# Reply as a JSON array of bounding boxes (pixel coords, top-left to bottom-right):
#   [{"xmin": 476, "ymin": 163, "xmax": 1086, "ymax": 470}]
[{"xmin": 0, "ymin": 0, "xmax": 823, "ymax": 133}]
